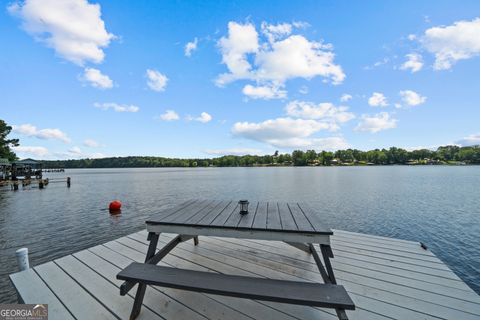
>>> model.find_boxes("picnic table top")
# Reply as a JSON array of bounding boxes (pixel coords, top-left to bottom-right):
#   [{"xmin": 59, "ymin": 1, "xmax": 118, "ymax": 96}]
[{"xmin": 146, "ymin": 199, "xmax": 332, "ymax": 235}]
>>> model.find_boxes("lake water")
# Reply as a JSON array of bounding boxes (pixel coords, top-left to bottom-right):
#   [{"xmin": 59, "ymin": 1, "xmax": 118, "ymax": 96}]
[{"xmin": 0, "ymin": 166, "xmax": 479, "ymax": 302}]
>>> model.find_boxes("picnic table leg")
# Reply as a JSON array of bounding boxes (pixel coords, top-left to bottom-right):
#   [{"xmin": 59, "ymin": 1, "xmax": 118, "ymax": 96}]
[
  {"xmin": 309, "ymin": 243, "xmax": 348, "ymax": 320},
  {"xmin": 129, "ymin": 232, "xmax": 159, "ymax": 320},
  {"xmin": 194, "ymin": 236, "xmax": 199, "ymax": 245},
  {"xmin": 320, "ymin": 244, "xmax": 337, "ymax": 284}
]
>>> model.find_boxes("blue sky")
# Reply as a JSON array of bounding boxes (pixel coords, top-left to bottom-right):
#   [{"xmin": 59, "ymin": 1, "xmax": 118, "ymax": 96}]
[{"xmin": 1, "ymin": 0, "xmax": 480, "ymax": 159}]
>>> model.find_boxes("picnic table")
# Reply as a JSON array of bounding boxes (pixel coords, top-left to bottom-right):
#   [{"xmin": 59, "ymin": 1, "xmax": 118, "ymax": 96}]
[{"xmin": 117, "ymin": 200, "xmax": 355, "ymax": 320}]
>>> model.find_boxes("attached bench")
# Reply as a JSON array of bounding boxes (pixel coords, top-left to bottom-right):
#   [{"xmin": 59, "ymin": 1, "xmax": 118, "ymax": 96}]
[{"xmin": 117, "ymin": 263, "xmax": 355, "ymax": 315}]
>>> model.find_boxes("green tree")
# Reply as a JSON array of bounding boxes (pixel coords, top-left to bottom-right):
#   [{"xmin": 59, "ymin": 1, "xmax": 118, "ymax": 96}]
[
  {"xmin": 320, "ymin": 151, "xmax": 334, "ymax": 165},
  {"xmin": 0, "ymin": 120, "xmax": 19, "ymax": 161},
  {"xmin": 305, "ymin": 150, "xmax": 317, "ymax": 164},
  {"xmin": 292, "ymin": 150, "xmax": 307, "ymax": 166}
]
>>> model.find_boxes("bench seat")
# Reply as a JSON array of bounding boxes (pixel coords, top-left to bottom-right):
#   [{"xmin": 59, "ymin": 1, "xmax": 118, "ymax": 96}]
[{"xmin": 117, "ymin": 262, "xmax": 355, "ymax": 310}]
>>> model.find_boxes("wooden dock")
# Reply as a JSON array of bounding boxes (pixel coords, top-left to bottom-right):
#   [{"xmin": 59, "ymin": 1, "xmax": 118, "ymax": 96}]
[{"xmin": 10, "ymin": 229, "xmax": 480, "ymax": 320}]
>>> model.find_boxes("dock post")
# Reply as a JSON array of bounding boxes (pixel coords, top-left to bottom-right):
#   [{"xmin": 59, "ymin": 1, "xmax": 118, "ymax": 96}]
[
  {"xmin": 67, "ymin": 177, "xmax": 71, "ymax": 188},
  {"xmin": 15, "ymin": 248, "xmax": 29, "ymax": 271}
]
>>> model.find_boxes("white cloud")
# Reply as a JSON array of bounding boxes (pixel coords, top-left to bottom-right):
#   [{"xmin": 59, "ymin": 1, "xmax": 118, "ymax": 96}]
[
  {"xmin": 400, "ymin": 53, "xmax": 423, "ymax": 73},
  {"xmin": 55, "ymin": 147, "xmax": 106, "ymax": 159},
  {"xmin": 146, "ymin": 69, "xmax": 168, "ymax": 92},
  {"xmin": 80, "ymin": 68, "xmax": 113, "ymax": 89},
  {"xmin": 197, "ymin": 112, "xmax": 212, "ymax": 123},
  {"xmin": 68, "ymin": 146, "xmax": 82, "ymax": 155},
  {"xmin": 89, "ymin": 152, "xmax": 106, "ymax": 159},
  {"xmin": 455, "ymin": 133, "xmax": 480, "ymax": 146},
  {"xmin": 232, "ymin": 117, "xmax": 337, "ymax": 148},
  {"xmin": 261, "ymin": 22, "xmax": 292, "ymax": 43},
  {"xmin": 184, "ymin": 37, "xmax": 198, "ymax": 57},
  {"xmin": 12, "ymin": 145, "xmax": 49, "ymax": 157},
  {"xmin": 94, "ymin": 102, "xmax": 139, "ymax": 113},
  {"xmin": 340, "ymin": 94, "xmax": 352, "ymax": 102},
  {"xmin": 421, "ymin": 18, "xmax": 480, "ymax": 70},
  {"xmin": 83, "ymin": 139, "xmax": 101, "ymax": 147},
  {"xmin": 158, "ymin": 110, "xmax": 180, "ymax": 121},
  {"xmin": 8, "ymin": 0, "xmax": 114, "ymax": 65},
  {"xmin": 13, "ymin": 124, "xmax": 70, "ymax": 143},
  {"xmin": 299, "ymin": 86, "xmax": 309, "ymax": 94},
  {"xmin": 285, "ymin": 100, "xmax": 355, "ymax": 124},
  {"xmin": 364, "ymin": 57, "xmax": 389, "ymax": 70},
  {"xmin": 404, "ymin": 145, "xmax": 438, "ymax": 152},
  {"xmin": 232, "ymin": 97, "xmax": 355, "ymax": 149},
  {"xmin": 368, "ymin": 92, "xmax": 388, "ymax": 107},
  {"xmin": 399, "ymin": 90, "xmax": 427, "ymax": 106},
  {"xmin": 217, "ymin": 22, "xmax": 259, "ymax": 85},
  {"xmin": 204, "ymin": 148, "xmax": 263, "ymax": 156},
  {"xmin": 355, "ymin": 112, "xmax": 397, "ymax": 133},
  {"xmin": 254, "ymin": 35, "xmax": 345, "ymax": 84},
  {"xmin": 292, "ymin": 21, "xmax": 310, "ymax": 29},
  {"xmin": 242, "ymin": 84, "xmax": 286, "ymax": 100},
  {"xmin": 216, "ymin": 21, "xmax": 345, "ymax": 99},
  {"xmin": 294, "ymin": 137, "xmax": 349, "ymax": 150}
]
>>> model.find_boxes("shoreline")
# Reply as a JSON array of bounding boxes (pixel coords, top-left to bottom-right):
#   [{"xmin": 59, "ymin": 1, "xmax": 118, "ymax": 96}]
[{"xmin": 42, "ymin": 163, "xmax": 478, "ymax": 169}]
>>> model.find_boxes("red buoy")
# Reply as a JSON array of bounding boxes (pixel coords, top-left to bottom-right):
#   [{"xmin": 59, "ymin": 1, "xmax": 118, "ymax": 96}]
[{"xmin": 109, "ymin": 200, "xmax": 122, "ymax": 213}]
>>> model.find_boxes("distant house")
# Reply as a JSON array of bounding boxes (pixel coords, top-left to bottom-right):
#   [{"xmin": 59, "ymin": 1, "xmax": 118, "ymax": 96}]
[
  {"xmin": 12, "ymin": 158, "xmax": 43, "ymax": 179},
  {"xmin": 0, "ymin": 158, "xmax": 11, "ymax": 180},
  {"xmin": 330, "ymin": 159, "xmax": 341, "ymax": 165}
]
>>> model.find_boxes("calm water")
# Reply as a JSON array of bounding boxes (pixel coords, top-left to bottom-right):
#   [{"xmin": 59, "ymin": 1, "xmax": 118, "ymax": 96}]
[{"xmin": 0, "ymin": 167, "xmax": 479, "ymax": 302}]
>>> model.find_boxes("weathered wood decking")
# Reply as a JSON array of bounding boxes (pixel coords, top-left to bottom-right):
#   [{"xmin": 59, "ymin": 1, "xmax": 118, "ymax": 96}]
[{"xmin": 10, "ymin": 229, "xmax": 480, "ymax": 320}]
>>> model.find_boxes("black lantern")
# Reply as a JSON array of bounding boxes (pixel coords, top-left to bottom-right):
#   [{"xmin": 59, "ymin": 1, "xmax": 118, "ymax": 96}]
[{"xmin": 239, "ymin": 200, "xmax": 249, "ymax": 215}]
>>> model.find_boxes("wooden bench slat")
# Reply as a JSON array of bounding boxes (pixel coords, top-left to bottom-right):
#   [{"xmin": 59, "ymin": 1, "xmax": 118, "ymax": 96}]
[{"xmin": 117, "ymin": 263, "xmax": 355, "ymax": 310}]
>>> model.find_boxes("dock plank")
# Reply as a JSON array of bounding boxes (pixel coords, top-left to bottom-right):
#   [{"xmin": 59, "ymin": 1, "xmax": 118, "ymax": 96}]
[
  {"xmin": 9, "ymin": 269, "xmax": 74, "ymax": 320},
  {"xmin": 75, "ymin": 248, "xmax": 207, "ymax": 320},
  {"xmin": 124, "ymin": 234, "xmax": 341, "ymax": 320},
  {"xmin": 103, "ymin": 240, "xmax": 255, "ymax": 320},
  {"xmin": 55, "ymin": 255, "xmax": 161, "ymax": 320},
  {"xmin": 11, "ymin": 228, "xmax": 480, "ymax": 320},
  {"xmin": 161, "ymin": 239, "xmax": 444, "ymax": 319},
  {"xmin": 131, "ymin": 233, "xmax": 398, "ymax": 320},
  {"xmin": 34, "ymin": 261, "xmax": 117, "ymax": 320},
  {"xmin": 153, "ymin": 232, "xmax": 480, "ymax": 320},
  {"xmin": 203, "ymin": 239, "xmax": 477, "ymax": 319},
  {"xmin": 115, "ymin": 236, "xmax": 304, "ymax": 320},
  {"xmin": 214, "ymin": 236, "xmax": 477, "ymax": 300}
]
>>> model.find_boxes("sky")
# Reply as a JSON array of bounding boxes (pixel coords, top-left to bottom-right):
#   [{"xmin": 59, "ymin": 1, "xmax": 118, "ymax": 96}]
[{"xmin": 1, "ymin": 0, "xmax": 480, "ymax": 159}]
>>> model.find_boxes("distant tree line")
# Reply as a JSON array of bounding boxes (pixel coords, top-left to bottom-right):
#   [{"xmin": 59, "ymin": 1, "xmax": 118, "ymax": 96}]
[{"xmin": 42, "ymin": 145, "xmax": 480, "ymax": 168}]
